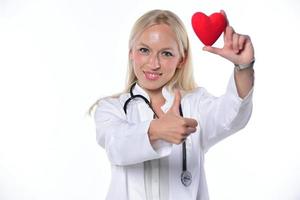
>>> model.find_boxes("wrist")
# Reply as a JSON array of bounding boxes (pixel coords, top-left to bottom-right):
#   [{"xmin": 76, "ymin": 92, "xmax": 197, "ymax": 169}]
[
  {"xmin": 234, "ymin": 58, "xmax": 255, "ymax": 71},
  {"xmin": 148, "ymin": 119, "xmax": 160, "ymax": 143}
]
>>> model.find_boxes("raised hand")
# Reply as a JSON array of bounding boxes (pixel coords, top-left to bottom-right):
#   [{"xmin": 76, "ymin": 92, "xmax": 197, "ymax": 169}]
[
  {"xmin": 148, "ymin": 90, "xmax": 198, "ymax": 145},
  {"xmin": 203, "ymin": 10, "xmax": 255, "ymax": 65}
]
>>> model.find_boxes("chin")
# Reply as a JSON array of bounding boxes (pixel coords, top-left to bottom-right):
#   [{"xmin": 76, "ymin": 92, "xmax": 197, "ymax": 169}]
[{"xmin": 139, "ymin": 81, "xmax": 165, "ymax": 92}]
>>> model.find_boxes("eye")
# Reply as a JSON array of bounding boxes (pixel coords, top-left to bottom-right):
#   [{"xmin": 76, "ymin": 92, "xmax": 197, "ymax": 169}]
[
  {"xmin": 161, "ymin": 51, "xmax": 174, "ymax": 57},
  {"xmin": 139, "ymin": 47, "xmax": 149, "ymax": 54}
]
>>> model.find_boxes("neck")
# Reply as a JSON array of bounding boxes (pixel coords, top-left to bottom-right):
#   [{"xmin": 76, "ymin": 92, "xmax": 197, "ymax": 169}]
[
  {"xmin": 147, "ymin": 89, "xmax": 165, "ymax": 107},
  {"xmin": 147, "ymin": 90, "xmax": 166, "ymax": 118},
  {"xmin": 134, "ymin": 82, "xmax": 166, "ymax": 108}
]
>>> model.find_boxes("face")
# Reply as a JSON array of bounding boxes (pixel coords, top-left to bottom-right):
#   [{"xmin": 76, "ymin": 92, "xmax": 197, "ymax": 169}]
[{"xmin": 130, "ymin": 24, "xmax": 182, "ymax": 96}]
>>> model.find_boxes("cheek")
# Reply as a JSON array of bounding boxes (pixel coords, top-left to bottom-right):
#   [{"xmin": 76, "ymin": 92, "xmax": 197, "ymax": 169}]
[
  {"xmin": 131, "ymin": 53, "xmax": 145, "ymax": 77},
  {"xmin": 131, "ymin": 52, "xmax": 145, "ymax": 66},
  {"xmin": 163, "ymin": 59, "xmax": 180, "ymax": 72}
]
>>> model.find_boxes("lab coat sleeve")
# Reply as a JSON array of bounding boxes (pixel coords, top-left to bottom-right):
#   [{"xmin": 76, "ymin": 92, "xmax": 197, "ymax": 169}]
[
  {"xmin": 94, "ymin": 97, "xmax": 172, "ymax": 166},
  {"xmin": 197, "ymin": 73, "xmax": 254, "ymax": 152}
]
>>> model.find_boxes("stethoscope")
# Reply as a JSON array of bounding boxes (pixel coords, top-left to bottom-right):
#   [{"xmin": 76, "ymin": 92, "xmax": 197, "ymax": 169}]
[{"xmin": 123, "ymin": 82, "xmax": 192, "ymax": 187}]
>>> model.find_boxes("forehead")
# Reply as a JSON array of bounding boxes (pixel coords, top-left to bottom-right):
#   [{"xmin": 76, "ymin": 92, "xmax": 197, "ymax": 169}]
[{"xmin": 135, "ymin": 24, "xmax": 178, "ymax": 47}]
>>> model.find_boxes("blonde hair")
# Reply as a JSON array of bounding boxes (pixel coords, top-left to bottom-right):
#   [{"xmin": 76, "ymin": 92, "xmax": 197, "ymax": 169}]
[{"xmin": 89, "ymin": 9, "xmax": 197, "ymax": 115}]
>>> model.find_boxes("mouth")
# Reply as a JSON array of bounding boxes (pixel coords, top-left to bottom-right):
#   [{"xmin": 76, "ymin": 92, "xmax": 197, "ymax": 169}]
[{"xmin": 143, "ymin": 71, "xmax": 162, "ymax": 81}]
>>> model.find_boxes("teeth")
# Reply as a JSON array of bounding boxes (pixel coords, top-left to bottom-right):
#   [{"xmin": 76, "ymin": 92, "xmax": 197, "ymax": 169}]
[
  {"xmin": 145, "ymin": 72, "xmax": 160, "ymax": 80},
  {"xmin": 149, "ymin": 73, "xmax": 158, "ymax": 78}
]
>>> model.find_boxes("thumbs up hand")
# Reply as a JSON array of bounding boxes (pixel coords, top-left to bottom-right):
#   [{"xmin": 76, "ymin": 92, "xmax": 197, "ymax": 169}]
[{"xmin": 148, "ymin": 90, "xmax": 198, "ymax": 145}]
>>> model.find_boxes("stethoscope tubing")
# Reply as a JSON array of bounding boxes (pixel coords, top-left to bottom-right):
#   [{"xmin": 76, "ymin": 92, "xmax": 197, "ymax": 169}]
[{"xmin": 123, "ymin": 82, "xmax": 192, "ymax": 186}]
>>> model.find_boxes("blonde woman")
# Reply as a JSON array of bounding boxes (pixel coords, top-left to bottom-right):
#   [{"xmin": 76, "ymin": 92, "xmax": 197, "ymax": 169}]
[{"xmin": 93, "ymin": 9, "xmax": 254, "ymax": 200}]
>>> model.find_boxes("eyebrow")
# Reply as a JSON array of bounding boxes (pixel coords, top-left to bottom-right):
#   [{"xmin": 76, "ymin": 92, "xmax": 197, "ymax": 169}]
[{"xmin": 138, "ymin": 42, "xmax": 175, "ymax": 51}]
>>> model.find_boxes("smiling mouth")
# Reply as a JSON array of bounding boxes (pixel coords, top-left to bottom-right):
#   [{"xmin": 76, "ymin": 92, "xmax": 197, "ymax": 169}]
[{"xmin": 144, "ymin": 71, "xmax": 162, "ymax": 81}]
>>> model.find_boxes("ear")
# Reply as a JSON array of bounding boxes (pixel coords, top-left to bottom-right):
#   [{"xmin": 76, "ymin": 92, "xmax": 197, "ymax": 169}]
[{"xmin": 177, "ymin": 56, "xmax": 186, "ymax": 69}]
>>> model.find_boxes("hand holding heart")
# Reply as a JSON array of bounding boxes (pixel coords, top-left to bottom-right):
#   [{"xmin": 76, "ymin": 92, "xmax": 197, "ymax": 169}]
[
  {"xmin": 193, "ymin": 10, "xmax": 255, "ymax": 65},
  {"xmin": 148, "ymin": 90, "xmax": 198, "ymax": 145}
]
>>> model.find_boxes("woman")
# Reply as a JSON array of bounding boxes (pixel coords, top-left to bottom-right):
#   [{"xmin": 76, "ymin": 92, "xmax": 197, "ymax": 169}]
[{"xmin": 93, "ymin": 9, "xmax": 254, "ymax": 200}]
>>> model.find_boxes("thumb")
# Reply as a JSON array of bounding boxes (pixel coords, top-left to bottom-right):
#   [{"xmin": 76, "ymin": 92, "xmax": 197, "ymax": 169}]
[
  {"xmin": 202, "ymin": 46, "xmax": 223, "ymax": 56},
  {"xmin": 169, "ymin": 89, "xmax": 181, "ymax": 115}
]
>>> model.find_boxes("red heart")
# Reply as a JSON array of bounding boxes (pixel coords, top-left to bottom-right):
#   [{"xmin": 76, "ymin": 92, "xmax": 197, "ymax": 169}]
[{"xmin": 191, "ymin": 12, "xmax": 227, "ymax": 46}]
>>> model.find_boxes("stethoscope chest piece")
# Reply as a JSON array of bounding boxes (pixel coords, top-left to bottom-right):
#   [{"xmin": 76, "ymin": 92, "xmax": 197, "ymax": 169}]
[{"xmin": 181, "ymin": 170, "xmax": 192, "ymax": 186}]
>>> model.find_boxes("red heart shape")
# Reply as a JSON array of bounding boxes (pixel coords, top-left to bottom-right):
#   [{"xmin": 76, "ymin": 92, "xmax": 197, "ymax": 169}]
[{"xmin": 191, "ymin": 12, "xmax": 227, "ymax": 46}]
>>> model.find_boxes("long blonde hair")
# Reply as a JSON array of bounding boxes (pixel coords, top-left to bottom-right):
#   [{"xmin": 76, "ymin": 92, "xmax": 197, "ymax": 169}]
[{"xmin": 89, "ymin": 9, "xmax": 197, "ymax": 115}]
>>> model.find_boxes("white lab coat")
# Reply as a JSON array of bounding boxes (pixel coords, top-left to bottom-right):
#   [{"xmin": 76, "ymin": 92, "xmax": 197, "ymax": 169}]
[{"xmin": 94, "ymin": 73, "xmax": 253, "ymax": 200}]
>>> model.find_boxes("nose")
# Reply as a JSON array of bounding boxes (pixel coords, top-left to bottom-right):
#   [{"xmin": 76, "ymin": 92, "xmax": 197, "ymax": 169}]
[{"xmin": 147, "ymin": 53, "xmax": 160, "ymax": 70}]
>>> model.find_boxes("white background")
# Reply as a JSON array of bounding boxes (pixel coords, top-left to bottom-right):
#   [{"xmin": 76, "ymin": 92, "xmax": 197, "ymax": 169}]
[{"xmin": 1, "ymin": 0, "xmax": 300, "ymax": 199}]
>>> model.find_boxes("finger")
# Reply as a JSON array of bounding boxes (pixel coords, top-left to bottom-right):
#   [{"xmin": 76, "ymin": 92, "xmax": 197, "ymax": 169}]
[
  {"xmin": 172, "ymin": 134, "xmax": 186, "ymax": 145},
  {"xmin": 185, "ymin": 127, "xmax": 197, "ymax": 135},
  {"xmin": 232, "ymin": 33, "xmax": 240, "ymax": 53},
  {"xmin": 224, "ymin": 26, "xmax": 234, "ymax": 45},
  {"xmin": 172, "ymin": 138, "xmax": 182, "ymax": 145},
  {"xmin": 220, "ymin": 9, "xmax": 229, "ymax": 26},
  {"xmin": 184, "ymin": 118, "xmax": 198, "ymax": 128},
  {"xmin": 170, "ymin": 89, "xmax": 181, "ymax": 115},
  {"xmin": 238, "ymin": 35, "xmax": 247, "ymax": 51}
]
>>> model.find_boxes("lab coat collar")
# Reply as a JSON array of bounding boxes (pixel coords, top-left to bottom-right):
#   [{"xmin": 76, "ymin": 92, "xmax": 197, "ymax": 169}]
[
  {"xmin": 132, "ymin": 83, "xmax": 151, "ymax": 101},
  {"xmin": 133, "ymin": 83, "xmax": 175, "ymax": 112}
]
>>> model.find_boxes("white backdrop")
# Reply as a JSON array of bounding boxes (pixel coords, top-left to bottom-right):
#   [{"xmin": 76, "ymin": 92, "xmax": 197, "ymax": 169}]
[{"xmin": 1, "ymin": 0, "xmax": 300, "ymax": 199}]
